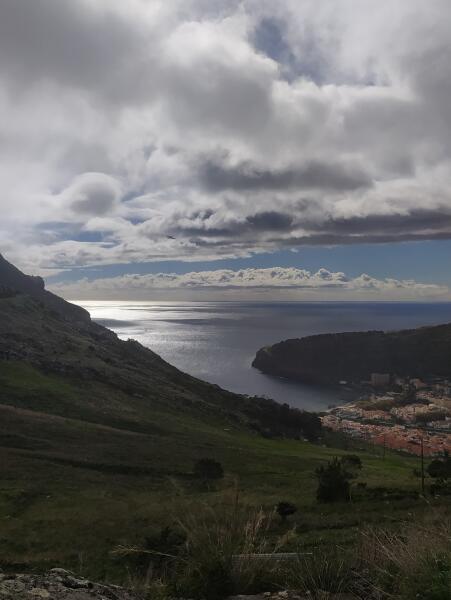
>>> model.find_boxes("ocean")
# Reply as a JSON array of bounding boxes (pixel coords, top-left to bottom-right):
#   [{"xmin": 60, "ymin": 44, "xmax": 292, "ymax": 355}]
[{"xmin": 75, "ymin": 301, "xmax": 451, "ymax": 410}]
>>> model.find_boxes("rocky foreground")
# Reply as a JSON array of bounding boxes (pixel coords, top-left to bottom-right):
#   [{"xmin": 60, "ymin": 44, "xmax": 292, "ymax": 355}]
[
  {"xmin": 0, "ymin": 569, "xmax": 138, "ymax": 599},
  {"xmin": 0, "ymin": 569, "xmax": 354, "ymax": 599}
]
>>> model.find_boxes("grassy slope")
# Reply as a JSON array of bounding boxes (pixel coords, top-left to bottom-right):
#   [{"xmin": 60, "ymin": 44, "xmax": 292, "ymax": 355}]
[
  {"xmin": 0, "ymin": 360, "xmax": 430, "ymax": 580},
  {"xmin": 0, "ymin": 294, "xmax": 446, "ymax": 581}
]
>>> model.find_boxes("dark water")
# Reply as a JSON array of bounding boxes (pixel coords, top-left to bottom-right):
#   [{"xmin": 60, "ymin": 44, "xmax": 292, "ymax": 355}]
[{"xmin": 76, "ymin": 301, "xmax": 451, "ymax": 410}]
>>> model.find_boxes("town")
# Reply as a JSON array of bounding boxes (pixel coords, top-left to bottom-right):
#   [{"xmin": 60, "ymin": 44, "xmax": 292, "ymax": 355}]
[{"xmin": 321, "ymin": 374, "xmax": 451, "ymax": 456}]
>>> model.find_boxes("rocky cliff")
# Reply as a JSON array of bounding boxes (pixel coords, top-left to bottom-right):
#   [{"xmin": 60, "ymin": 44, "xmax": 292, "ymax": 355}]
[
  {"xmin": 252, "ymin": 323, "xmax": 451, "ymax": 384},
  {"xmin": 0, "ymin": 254, "xmax": 89, "ymax": 323}
]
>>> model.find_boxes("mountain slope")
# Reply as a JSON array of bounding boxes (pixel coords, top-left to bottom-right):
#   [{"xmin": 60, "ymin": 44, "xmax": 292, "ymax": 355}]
[
  {"xmin": 0, "ymin": 255, "xmax": 329, "ymax": 499},
  {"xmin": 252, "ymin": 323, "xmax": 451, "ymax": 384},
  {"xmin": 0, "ymin": 261, "xmax": 319, "ymax": 438},
  {"xmin": 0, "ymin": 255, "xmax": 422, "ymax": 578}
]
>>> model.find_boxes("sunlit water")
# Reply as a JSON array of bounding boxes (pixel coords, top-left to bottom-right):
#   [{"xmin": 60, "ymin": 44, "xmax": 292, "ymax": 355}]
[{"xmin": 74, "ymin": 301, "xmax": 451, "ymax": 410}]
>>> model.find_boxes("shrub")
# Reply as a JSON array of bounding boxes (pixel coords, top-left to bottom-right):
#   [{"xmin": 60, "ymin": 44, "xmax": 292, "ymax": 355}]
[
  {"xmin": 315, "ymin": 457, "xmax": 352, "ymax": 502},
  {"xmin": 341, "ymin": 454, "xmax": 362, "ymax": 471},
  {"xmin": 276, "ymin": 501, "xmax": 297, "ymax": 523},
  {"xmin": 173, "ymin": 494, "xmax": 288, "ymax": 599},
  {"xmin": 428, "ymin": 452, "xmax": 451, "ymax": 495},
  {"xmin": 193, "ymin": 458, "xmax": 224, "ymax": 482},
  {"xmin": 428, "ymin": 452, "xmax": 451, "ymax": 479}
]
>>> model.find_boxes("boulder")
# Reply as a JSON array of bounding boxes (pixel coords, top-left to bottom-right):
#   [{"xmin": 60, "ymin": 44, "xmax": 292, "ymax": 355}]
[{"xmin": 0, "ymin": 571, "xmax": 139, "ymax": 599}]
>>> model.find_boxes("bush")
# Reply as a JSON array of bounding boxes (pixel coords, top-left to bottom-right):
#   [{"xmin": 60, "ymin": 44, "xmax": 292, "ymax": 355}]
[
  {"xmin": 341, "ymin": 454, "xmax": 362, "ymax": 471},
  {"xmin": 276, "ymin": 501, "xmax": 297, "ymax": 522},
  {"xmin": 428, "ymin": 452, "xmax": 451, "ymax": 480},
  {"xmin": 193, "ymin": 458, "xmax": 224, "ymax": 482},
  {"xmin": 315, "ymin": 457, "xmax": 353, "ymax": 503},
  {"xmin": 428, "ymin": 452, "xmax": 451, "ymax": 495},
  {"xmin": 172, "ymin": 494, "xmax": 288, "ymax": 599}
]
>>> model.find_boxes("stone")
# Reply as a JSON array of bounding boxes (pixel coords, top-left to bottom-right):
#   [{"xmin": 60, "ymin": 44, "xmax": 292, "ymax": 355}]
[
  {"xmin": 62, "ymin": 575, "xmax": 90, "ymax": 589},
  {"xmin": 0, "ymin": 571, "xmax": 140, "ymax": 600},
  {"xmin": 30, "ymin": 589, "xmax": 50, "ymax": 599},
  {"xmin": 48, "ymin": 568, "xmax": 73, "ymax": 576}
]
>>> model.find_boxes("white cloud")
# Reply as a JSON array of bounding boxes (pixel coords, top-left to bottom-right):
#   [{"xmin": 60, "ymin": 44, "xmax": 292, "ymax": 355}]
[
  {"xmin": 49, "ymin": 267, "xmax": 449, "ymax": 301},
  {"xmin": 0, "ymin": 1, "xmax": 451, "ymax": 272},
  {"xmin": 64, "ymin": 173, "xmax": 123, "ymax": 217}
]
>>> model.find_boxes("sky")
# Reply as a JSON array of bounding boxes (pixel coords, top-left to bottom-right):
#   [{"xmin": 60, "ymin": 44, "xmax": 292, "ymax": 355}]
[{"xmin": 1, "ymin": 0, "xmax": 451, "ymax": 301}]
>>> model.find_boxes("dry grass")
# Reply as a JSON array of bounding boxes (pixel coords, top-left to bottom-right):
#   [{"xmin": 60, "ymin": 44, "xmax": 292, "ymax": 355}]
[
  {"xmin": 288, "ymin": 547, "xmax": 354, "ymax": 598},
  {"xmin": 112, "ymin": 490, "xmax": 295, "ymax": 599},
  {"xmin": 111, "ymin": 498, "xmax": 450, "ymax": 599},
  {"xmin": 356, "ymin": 512, "xmax": 451, "ymax": 599},
  {"xmin": 173, "ymin": 490, "xmax": 293, "ymax": 599}
]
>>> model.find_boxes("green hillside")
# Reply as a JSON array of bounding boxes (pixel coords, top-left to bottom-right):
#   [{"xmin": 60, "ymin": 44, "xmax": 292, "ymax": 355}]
[
  {"xmin": 0, "ymin": 256, "xmax": 446, "ymax": 591},
  {"xmin": 253, "ymin": 324, "xmax": 451, "ymax": 384},
  {"xmin": 0, "ymin": 355, "xmax": 424, "ymax": 578}
]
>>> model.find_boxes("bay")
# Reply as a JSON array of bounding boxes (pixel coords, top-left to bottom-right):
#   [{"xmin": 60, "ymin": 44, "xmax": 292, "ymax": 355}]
[{"xmin": 75, "ymin": 301, "xmax": 451, "ymax": 410}]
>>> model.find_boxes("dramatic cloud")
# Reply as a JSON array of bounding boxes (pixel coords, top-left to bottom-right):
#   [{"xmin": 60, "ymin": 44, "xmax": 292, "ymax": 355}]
[
  {"xmin": 65, "ymin": 173, "xmax": 122, "ymax": 216},
  {"xmin": 50, "ymin": 267, "xmax": 449, "ymax": 301},
  {"xmin": 1, "ymin": 0, "xmax": 451, "ymax": 275},
  {"xmin": 199, "ymin": 160, "xmax": 373, "ymax": 192}
]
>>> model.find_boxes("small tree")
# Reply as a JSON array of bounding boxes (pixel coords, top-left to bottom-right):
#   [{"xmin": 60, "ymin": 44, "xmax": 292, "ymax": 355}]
[
  {"xmin": 315, "ymin": 457, "xmax": 352, "ymax": 503},
  {"xmin": 276, "ymin": 501, "xmax": 297, "ymax": 523},
  {"xmin": 193, "ymin": 458, "xmax": 224, "ymax": 482},
  {"xmin": 427, "ymin": 451, "xmax": 451, "ymax": 494},
  {"xmin": 341, "ymin": 454, "xmax": 362, "ymax": 471}
]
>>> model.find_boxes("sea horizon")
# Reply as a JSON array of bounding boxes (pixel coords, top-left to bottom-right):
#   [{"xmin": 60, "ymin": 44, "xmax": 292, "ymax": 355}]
[{"xmin": 75, "ymin": 299, "xmax": 451, "ymax": 411}]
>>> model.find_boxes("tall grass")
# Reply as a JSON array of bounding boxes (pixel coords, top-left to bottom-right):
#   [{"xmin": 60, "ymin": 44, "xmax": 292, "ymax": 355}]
[
  {"xmin": 113, "ymin": 491, "xmax": 294, "ymax": 599},
  {"xmin": 357, "ymin": 514, "xmax": 451, "ymax": 599},
  {"xmin": 173, "ymin": 491, "xmax": 292, "ymax": 599},
  {"xmin": 288, "ymin": 547, "xmax": 354, "ymax": 598},
  {"xmin": 113, "ymin": 496, "xmax": 450, "ymax": 599}
]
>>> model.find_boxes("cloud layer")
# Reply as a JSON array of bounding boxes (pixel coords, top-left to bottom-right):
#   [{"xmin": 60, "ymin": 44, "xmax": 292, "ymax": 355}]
[
  {"xmin": 50, "ymin": 267, "xmax": 449, "ymax": 301},
  {"xmin": 1, "ymin": 1, "xmax": 451, "ymax": 274}
]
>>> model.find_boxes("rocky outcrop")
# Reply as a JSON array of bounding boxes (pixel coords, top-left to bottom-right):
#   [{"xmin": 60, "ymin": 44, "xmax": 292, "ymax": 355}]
[
  {"xmin": 0, "ymin": 254, "xmax": 90, "ymax": 323},
  {"xmin": 0, "ymin": 569, "xmax": 139, "ymax": 599},
  {"xmin": 0, "ymin": 572, "xmax": 354, "ymax": 600},
  {"xmin": 252, "ymin": 324, "xmax": 451, "ymax": 385}
]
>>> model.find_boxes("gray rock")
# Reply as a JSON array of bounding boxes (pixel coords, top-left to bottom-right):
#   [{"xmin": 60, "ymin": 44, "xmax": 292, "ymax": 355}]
[{"xmin": 0, "ymin": 571, "xmax": 140, "ymax": 600}]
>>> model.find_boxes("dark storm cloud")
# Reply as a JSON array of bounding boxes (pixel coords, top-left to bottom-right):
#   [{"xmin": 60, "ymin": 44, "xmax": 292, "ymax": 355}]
[
  {"xmin": 165, "ymin": 211, "xmax": 293, "ymax": 239},
  {"xmin": 278, "ymin": 231, "xmax": 451, "ymax": 248},
  {"xmin": 245, "ymin": 211, "xmax": 293, "ymax": 231},
  {"xmin": 316, "ymin": 209, "xmax": 451, "ymax": 235},
  {"xmin": 200, "ymin": 160, "xmax": 373, "ymax": 192}
]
